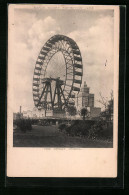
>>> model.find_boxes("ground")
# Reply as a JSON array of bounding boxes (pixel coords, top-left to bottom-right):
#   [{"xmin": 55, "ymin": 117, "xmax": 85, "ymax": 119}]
[{"xmin": 13, "ymin": 125, "xmax": 113, "ymax": 148}]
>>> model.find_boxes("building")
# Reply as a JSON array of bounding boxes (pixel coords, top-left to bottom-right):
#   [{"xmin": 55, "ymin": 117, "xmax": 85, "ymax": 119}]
[
  {"xmin": 13, "ymin": 106, "xmax": 23, "ymax": 120},
  {"xmin": 13, "ymin": 112, "xmax": 23, "ymax": 120},
  {"xmin": 77, "ymin": 81, "xmax": 101, "ymax": 118},
  {"xmin": 23, "ymin": 110, "xmax": 32, "ymax": 118},
  {"xmin": 81, "ymin": 81, "xmax": 89, "ymax": 107},
  {"xmin": 89, "ymin": 94, "xmax": 94, "ymax": 107},
  {"xmin": 22, "ymin": 107, "xmax": 46, "ymax": 119},
  {"xmin": 32, "ymin": 107, "xmax": 46, "ymax": 118},
  {"xmin": 81, "ymin": 81, "xmax": 94, "ymax": 108}
]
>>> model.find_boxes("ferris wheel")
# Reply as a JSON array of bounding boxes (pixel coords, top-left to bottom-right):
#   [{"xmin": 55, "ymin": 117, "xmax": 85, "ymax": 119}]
[{"xmin": 32, "ymin": 34, "xmax": 83, "ymax": 111}]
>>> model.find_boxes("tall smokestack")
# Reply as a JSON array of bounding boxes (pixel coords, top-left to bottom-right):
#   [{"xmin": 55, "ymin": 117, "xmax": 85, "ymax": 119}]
[
  {"xmin": 20, "ymin": 106, "xmax": 22, "ymax": 113},
  {"xmin": 84, "ymin": 81, "xmax": 87, "ymax": 87}
]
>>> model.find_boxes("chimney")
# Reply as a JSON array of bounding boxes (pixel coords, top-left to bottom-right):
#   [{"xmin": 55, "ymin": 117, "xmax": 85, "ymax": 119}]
[
  {"xmin": 20, "ymin": 106, "xmax": 22, "ymax": 113},
  {"xmin": 84, "ymin": 81, "xmax": 87, "ymax": 87}
]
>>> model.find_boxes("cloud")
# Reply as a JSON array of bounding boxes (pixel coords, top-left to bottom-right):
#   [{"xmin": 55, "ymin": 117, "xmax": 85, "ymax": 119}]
[
  {"xmin": 68, "ymin": 15, "xmax": 114, "ymax": 65},
  {"xmin": 27, "ymin": 16, "xmax": 60, "ymax": 49},
  {"xmin": 13, "ymin": 15, "xmax": 61, "ymax": 112},
  {"xmin": 67, "ymin": 15, "xmax": 114, "ymax": 107}
]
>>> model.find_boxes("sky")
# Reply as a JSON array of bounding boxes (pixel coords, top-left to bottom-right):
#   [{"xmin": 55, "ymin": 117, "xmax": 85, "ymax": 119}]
[{"xmin": 11, "ymin": 6, "xmax": 114, "ymax": 112}]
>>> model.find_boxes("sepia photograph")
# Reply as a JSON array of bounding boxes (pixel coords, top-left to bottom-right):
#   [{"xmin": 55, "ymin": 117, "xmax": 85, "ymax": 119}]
[{"xmin": 7, "ymin": 4, "xmax": 119, "ymax": 177}]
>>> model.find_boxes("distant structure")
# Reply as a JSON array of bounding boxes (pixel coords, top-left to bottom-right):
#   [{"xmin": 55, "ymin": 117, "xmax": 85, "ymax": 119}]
[
  {"xmin": 81, "ymin": 81, "xmax": 94, "ymax": 108},
  {"xmin": 78, "ymin": 81, "xmax": 101, "ymax": 118},
  {"xmin": 20, "ymin": 106, "xmax": 22, "ymax": 114},
  {"xmin": 13, "ymin": 106, "xmax": 23, "ymax": 120}
]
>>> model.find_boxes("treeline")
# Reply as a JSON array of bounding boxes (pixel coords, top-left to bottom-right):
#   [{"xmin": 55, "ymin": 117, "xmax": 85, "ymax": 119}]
[
  {"xmin": 59, "ymin": 120, "xmax": 113, "ymax": 141},
  {"xmin": 14, "ymin": 119, "xmax": 33, "ymax": 132}
]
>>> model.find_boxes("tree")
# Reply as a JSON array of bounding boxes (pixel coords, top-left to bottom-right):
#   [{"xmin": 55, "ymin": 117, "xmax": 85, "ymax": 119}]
[
  {"xmin": 107, "ymin": 92, "xmax": 113, "ymax": 121},
  {"xmin": 67, "ymin": 105, "xmax": 77, "ymax": 116},
  {"xmin": 98, "ymin": 90, "xmax": 113, "ymax": 122},
  {"xmin": 81, "ymin": 107, "xmax": 87, "ymax": 120}
]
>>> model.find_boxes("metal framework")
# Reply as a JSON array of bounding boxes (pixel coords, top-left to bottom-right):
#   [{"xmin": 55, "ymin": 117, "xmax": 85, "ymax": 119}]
[
  {"xmin": 53, "ymin": 78, "xmax": 67, "ymax": 111},
  {"xmin": 33, "ymin": 34, "xmax": 83, "ymax": 110},
  {"xmin": 37, "ymin": 78, "xmax": 53, "ymax": 110}
]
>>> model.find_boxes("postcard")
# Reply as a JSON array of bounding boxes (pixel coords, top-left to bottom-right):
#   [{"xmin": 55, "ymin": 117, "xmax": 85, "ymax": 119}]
[{"xmin": 7, "ymin": 4, "xmax": 119, "ymax": 177}]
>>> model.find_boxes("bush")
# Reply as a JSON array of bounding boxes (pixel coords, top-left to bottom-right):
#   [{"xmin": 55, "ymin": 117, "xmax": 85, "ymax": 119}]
[
  {"xmin": 65, "ymin": 120, "xmax": 95, "ymax": 137},
  {"xmin": 14, "ymin": 119, "xmax": 32, "ymax": 132},
  {"xmin": 88, "ymin": 121, "xmax": 113, "ymax": 140},
  {"xmin": 58, "ymin": 123, "xmax": 67, "ymax": 131},
  {"xmin": 61, "ymin": 120, "xmax": 113, "ymax": 141}
]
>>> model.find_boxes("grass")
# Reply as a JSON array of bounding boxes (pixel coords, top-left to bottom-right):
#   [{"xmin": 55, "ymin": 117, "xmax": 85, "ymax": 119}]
[{"xmin": 13, "ymin": 124, "xmax": 113, "ymax": 148}]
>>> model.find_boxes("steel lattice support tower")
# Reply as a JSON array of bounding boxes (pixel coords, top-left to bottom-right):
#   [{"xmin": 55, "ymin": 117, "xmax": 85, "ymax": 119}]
[
  {"xmin": 53, "ymin": 79, "xmax": 67, "ymax": 111},
  {"xmin": 37, "ymin": 78, "xmax": 53, "ymax": 110}
]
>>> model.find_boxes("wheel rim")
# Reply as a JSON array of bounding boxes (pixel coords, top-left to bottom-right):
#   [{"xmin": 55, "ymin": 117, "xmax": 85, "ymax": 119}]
[{"xmin": 33, "ymin": 35, "xmax": 83, "ymax": 109}]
